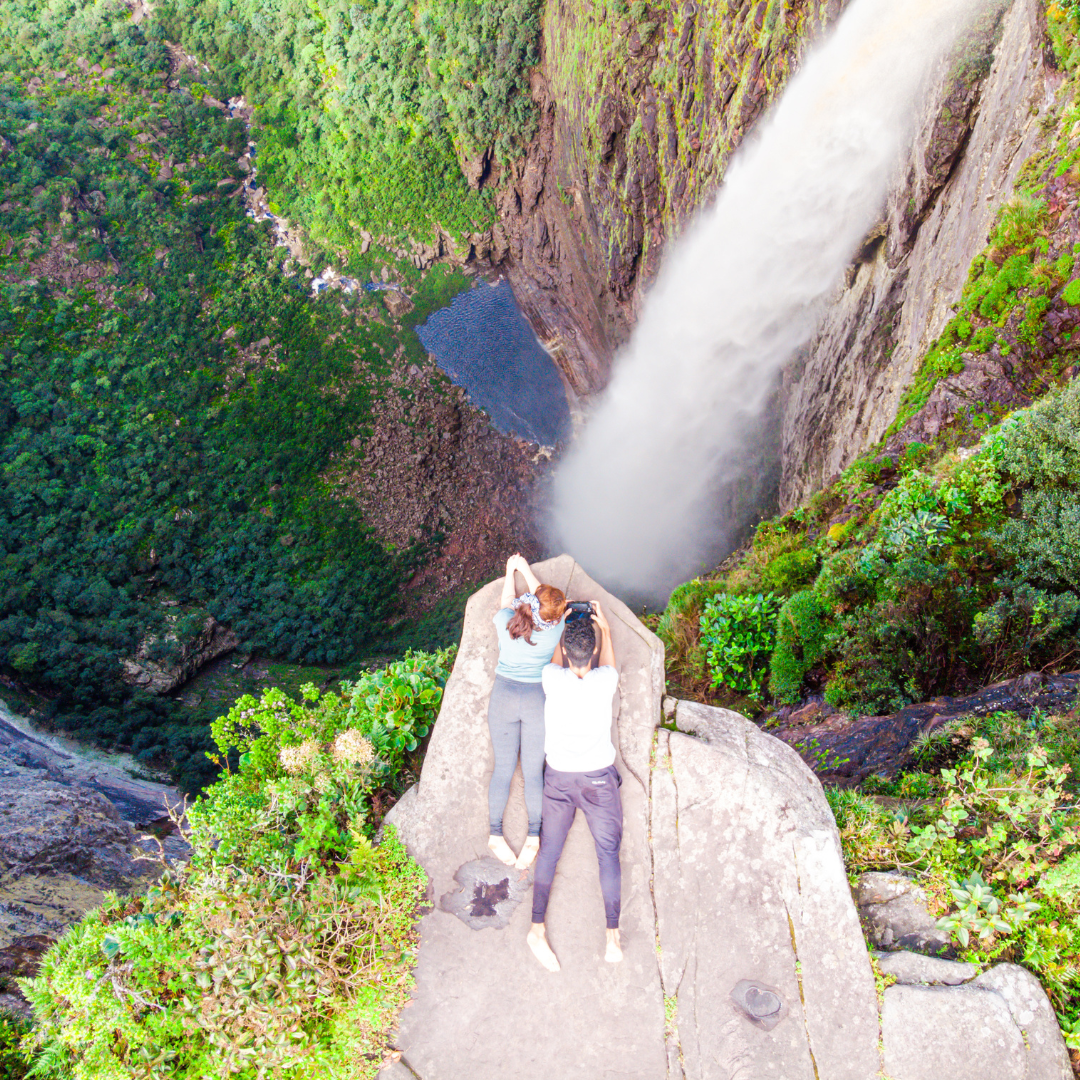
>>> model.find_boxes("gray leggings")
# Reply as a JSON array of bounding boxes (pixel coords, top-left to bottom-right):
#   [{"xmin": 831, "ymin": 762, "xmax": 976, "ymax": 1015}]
[{"xmin": 487, "ymin": 675, "xmax": 546, "ymax": 838}]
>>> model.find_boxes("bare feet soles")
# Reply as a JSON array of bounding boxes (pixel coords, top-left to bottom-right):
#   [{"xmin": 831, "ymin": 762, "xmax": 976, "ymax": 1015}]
[
  {"xmin": 488, "ymin": 835, "xmax": 516, "ymax": 866},
  {"xmin": 514, "ymin": 836, "xmax": 540, "ymax": 870},
  {"xmin": 527, "ymin": 923, "xmax": 560, "ymax": 972},
  {"xmin": 605, "ymin": 928, "xmax": 623, "ymax": 963}
]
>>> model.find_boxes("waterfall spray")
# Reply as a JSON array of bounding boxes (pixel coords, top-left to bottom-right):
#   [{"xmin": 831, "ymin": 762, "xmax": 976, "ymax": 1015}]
[{"xmin": 551, "ymin": 0, "xmax": 980, "ymax": 601}]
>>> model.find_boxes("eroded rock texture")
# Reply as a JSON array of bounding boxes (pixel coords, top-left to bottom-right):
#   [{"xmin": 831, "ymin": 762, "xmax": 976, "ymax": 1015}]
[
  {"xmin": 0, "ymin": 699, "xmax": 188, "ymax": 948},
  {"xmin": 487, "ymin": 0, "xmax": 845, "ymax": 397}
]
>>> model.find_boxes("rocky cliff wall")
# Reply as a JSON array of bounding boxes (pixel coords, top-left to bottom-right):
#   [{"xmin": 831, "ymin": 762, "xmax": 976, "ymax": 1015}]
[
  {"xmin": 486, "ymin": 0, "xmax": 845, "ymax": 398},
  {"xmin": 778, "ymin": 0, "xmax": 1057, "ymax": 506}
]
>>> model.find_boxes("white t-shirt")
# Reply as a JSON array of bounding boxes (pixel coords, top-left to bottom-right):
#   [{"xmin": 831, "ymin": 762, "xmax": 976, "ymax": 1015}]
[{"xmin": 541, "ymin": 664, "xmax": 619, "ymax": 773}]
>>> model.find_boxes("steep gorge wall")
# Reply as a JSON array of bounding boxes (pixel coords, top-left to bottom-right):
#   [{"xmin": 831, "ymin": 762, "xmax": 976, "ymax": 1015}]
[
  {"xmin": 779, "ymin": 0, "xmax": 1057, "ymax": 508},
  {"xmin": 487, "ymin": 0, "xmax": 845, "ymax": 398}
]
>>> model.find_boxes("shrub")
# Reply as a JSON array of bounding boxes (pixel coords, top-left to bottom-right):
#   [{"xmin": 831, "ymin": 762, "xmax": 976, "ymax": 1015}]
[
  {"xmin": 655, "ymin": 577, "xmax": 727, "ymax": 686},
  {"xmin": 769, "ymin": 590, "xmax": 828, "ymax": 703},
  {"xmin": 830, "ymin": 715, "xmax": 1080, "ymax": 1048},
  {"xmin": 761, "ymin": 549, "xmax": 819, "ymax": 595},
  {"xmin": 22, "ymin": 831, "xmax": 425, "ymax": 1079},
  {"xmin": 699, "ymin": 592, "xmax": 781, "ymax": 700},
  {"xmin": 824, "ymin": 556, "xmax": 979, "ymax": 714},
  {"xmin": 18, "ymin": 653, "xmax": 451, "ymax": 1077},
  {"xmin": 0, "ymin": 1014, "xmax": 30, "ymax": 1080},
  {"xmin": 974, "ymin": 579, "xmax": 1080, "ymax": 676}
]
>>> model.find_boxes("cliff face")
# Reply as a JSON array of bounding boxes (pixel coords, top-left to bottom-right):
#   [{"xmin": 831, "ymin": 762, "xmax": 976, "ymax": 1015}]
[
  {"xmin": 487, "ymin": 0, "xmax": 844, "ymax": 398},
  {"xmin": 488, "ymin": 0, "xmax": 1057, "ymax": 525},
  {"xmin": 779, "ymin": 0, "xmax": 1056, "ymax": 508}
]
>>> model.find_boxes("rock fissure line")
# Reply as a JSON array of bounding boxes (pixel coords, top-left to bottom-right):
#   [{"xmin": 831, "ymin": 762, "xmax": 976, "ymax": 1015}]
[{"xmin": 785, "ymin": 902, "xmax": 822, "ymax": 1080}]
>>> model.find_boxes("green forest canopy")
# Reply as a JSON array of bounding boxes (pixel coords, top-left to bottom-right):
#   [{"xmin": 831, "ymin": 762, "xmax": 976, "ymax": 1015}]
[
  {"xmin": 154, "ymin": 0, "xmax": 546, "ymax": 251},
  {"xmin": 0, "ymin": 0, "xmax": 501, "ymax": 790}
]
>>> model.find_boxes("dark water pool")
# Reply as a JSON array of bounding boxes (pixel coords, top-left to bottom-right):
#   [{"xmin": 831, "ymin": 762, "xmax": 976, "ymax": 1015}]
[{"xmin": 415, "ymin": 279, "xmax": 571, "ymax": 446}]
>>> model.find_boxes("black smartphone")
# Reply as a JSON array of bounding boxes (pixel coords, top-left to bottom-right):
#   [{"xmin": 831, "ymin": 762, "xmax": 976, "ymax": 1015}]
[{"xmin": 565, "ymin": 600, "xmax": 594, "ymax": 621}]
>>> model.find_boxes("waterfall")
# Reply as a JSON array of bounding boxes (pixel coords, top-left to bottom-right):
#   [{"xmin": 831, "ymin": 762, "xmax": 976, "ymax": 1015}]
[{"xmin": 550, "ymin": 0, "xmax": 980, "ymax": 601}]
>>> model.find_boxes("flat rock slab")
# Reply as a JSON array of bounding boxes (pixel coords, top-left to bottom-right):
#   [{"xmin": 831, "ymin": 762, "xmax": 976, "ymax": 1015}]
[
  {"xmin": 382, "ymin": 565, "xmax": 1072, "ymax": 1080},
  {"xmin": 385, "ymin": 555, "xmax": 667, "ymax": 1079},
  {"xmin": 658, "ymin": 707, "xmax": 881, "ymax": 1080}
]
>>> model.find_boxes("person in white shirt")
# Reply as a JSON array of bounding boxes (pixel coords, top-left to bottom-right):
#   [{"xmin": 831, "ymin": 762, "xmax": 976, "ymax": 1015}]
[{"xmin": 527, "ymin": 601, "xmax": 623, "ymax": 972}]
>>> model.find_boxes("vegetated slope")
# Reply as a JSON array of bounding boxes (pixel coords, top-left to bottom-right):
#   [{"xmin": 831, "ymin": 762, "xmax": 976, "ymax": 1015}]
[
  {"xmin": 10, "ymin": 651, "xmax": 453, "ymax": 1080},
  {"xmin": 155, "ymin": 0, "xmax": 545, "ymax": 257},
  {"xmin": 0, "ymin": 0, "xmax": 529, "ymax": 790}
]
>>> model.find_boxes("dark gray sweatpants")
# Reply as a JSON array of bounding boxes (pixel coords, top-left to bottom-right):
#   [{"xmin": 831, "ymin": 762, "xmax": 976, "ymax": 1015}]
[
  {"xmin": 487, "ymin": 675, "xmax": 546, "ymax": 838},
  {"xmin": 531, "ymin": 764, "xmax": 623, "ymax": 929}
]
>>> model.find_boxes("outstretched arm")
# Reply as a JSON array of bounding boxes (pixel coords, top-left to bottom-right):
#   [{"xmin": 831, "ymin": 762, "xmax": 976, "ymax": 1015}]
[
  {"xmin": 510, "ymin": 553, "xmax": 541, "ymax": 593},
  {"xmin": 499, "ymin": 556, "xmax": 518, "ymax": 609},
  {"xmin": 592, "ymin": 602, "xmax": 616, "ymax": 669}
]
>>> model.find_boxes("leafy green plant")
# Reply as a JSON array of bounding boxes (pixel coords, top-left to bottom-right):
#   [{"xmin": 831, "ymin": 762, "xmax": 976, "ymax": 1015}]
[
  {"xmin": 830, "ymin": 720, "xmax": 1079, "ymax": 1046},
  {"xmin": 699, "ymin": 592, "xmax": 781, "ymax": 700},
  {"xmin": 19, "ymin": 657, "xmax": 445, "ymax": 1078},
  {"xmin": 0, "ymin": 1013, "xmax": 31, "ymax": 1080},
  {"xmin": 343, "ymin": 649, "xmax": 454, "ymax": 772},
  {"xmin": 936, "ymin": 870, "xmax": 1040, "ymax": 947},
  {"xmin": 770, "ymin": 590, "xmax": 828, "ymax": 703}
]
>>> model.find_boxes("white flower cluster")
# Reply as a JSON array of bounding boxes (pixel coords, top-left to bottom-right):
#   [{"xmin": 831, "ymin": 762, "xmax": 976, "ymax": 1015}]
[
  {"xmin": 332, "ymin": 729, "xmax": 375, "ymax": 767},
  {"xmin": 279, "ymin": 739, "xmax": 320, "ymax": 775}
]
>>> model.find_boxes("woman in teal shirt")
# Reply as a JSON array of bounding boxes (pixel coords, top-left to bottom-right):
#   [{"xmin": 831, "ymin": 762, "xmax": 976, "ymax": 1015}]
[{"xmin": 487, "ymin": 553, "xmax": 567, "ymax": 870}]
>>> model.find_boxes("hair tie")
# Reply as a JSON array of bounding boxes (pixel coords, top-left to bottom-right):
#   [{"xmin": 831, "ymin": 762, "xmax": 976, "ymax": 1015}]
[{"xmin": 515, "ymin": 592, "xmax": 561, "ymax": 631}]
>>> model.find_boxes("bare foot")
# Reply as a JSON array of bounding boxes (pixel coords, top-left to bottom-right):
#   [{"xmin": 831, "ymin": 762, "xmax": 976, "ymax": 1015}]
[
  {"xmin": 488, "ymin": 835, "xmax": 516, "ymax": 866},
  {"xmin": 527, "ymin": 923, "xmax": 560, "ymax": 972},
  {"xmin": 605, "ymin": 928, "xmax": 623, "ymax": 963},
  {"xmin": 514, "ymin": 836, "xmax": 540, "ymax": 870}
]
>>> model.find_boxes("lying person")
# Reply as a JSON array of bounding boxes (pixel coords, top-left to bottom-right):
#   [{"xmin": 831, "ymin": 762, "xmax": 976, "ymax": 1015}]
[
  {"xmin": 527, "ymin": 601, "xmax": 623, "ymax": 971},
  {"xmin": 487, "ymin": 553, "xmax": 567, "ymax": 870}
]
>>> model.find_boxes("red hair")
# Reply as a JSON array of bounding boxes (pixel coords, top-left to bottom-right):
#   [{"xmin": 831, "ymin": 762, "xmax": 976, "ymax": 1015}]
[{"xmin": 506, "ymin": 584, "xmax": 567, "ymax": 645}]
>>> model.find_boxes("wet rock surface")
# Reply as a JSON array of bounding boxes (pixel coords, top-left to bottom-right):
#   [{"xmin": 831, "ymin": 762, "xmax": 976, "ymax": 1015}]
[
  {"xmin": 0, "ymin": 700, "xmax": 188, "ymax": 952},
  {"xmin": 438, "ymin": 857, "xmax": 531, "ymax": 931},
  {"xmin": 766, "ymin": 671, "xmax": 1080, "ymax": 785}
]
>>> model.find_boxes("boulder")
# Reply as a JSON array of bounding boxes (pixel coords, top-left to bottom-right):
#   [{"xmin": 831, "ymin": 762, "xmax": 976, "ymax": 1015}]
[
  {"xmin": 857, "ymin": 871, "xmax": 952, "ymax": 956},
  {"xmin": 883, "ymin": 982, "xmax": 1027, "ymax": 1080},
  {"xmin": 659, "ymin": 701, "xmax": 881, "ymax": 1080},
  {"xmin": 120, "ymin": 613, "xmax": 238, "ymax": 694},
  {"xmin": 875, "ymin": 950, "xmax": 978, "ymax": 986},
  {"xmin": 881, "ymin": 964, "xmax": 1073, "ymax": 1080},
  {"xmin": 383, "ymin": 290, "xmax": 414, "ymax": 319}
]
